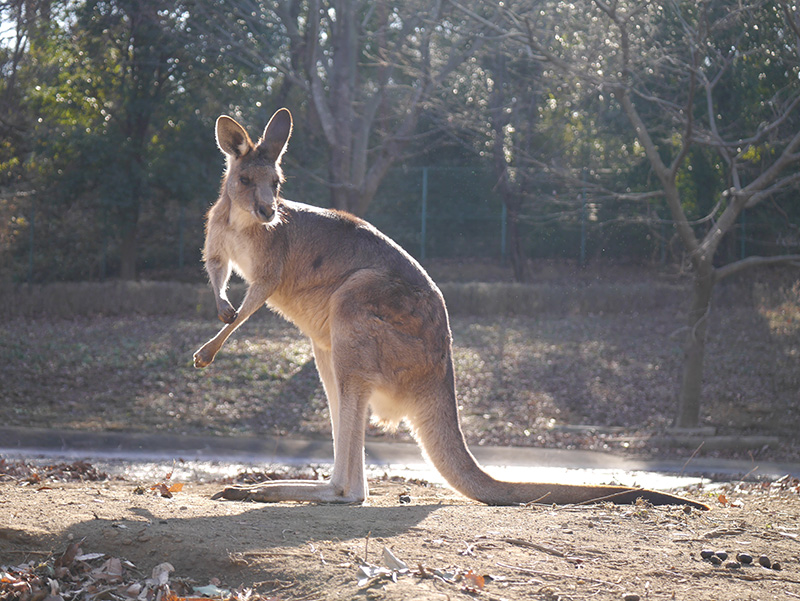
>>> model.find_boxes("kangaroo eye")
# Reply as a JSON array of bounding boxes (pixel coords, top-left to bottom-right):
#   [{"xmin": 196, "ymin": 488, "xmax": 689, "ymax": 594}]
[
  {"xmin": 271, "ymin": 178, "xmax": 280, "ymax": 190},
  {"xmin": 239, "ymin": 175, "xmax": 251, "ymax": 186}
]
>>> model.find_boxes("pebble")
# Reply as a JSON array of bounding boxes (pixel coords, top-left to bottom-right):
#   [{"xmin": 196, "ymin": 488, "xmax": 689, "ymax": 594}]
[
  {"xmin": 622, "ymin": 594, "xmax": 640, "ymax": 601},
  {"xmin": 699, "ymin": 548, "xmax": 786, "ymax": 571}
]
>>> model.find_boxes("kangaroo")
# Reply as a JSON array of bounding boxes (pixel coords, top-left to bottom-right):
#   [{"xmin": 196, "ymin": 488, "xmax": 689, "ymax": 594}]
[{"xmin": 194, "ymin": 108, "xmax": 708, "ymax": 510}]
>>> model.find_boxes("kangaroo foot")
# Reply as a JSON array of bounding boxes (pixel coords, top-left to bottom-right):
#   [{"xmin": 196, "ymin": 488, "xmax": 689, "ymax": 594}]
[{"xmin": 212, "ymin": 482, "xmax": 366, "ymax": 504}]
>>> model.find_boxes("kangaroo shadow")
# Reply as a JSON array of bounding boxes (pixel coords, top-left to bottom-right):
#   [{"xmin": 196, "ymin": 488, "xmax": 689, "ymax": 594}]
[
  {"xmin": 14, "ymin": 497, "xmax": 441, "ymax": 586},
  {"xmin": 268, "ymin": 357, "xmax": 329, "ymax": 436}
]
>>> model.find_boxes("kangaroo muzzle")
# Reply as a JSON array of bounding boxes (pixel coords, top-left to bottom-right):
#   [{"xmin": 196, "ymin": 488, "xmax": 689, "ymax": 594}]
[{"xmin": 253, "ymin": 198, "xmax": 274, "ymax": 223}]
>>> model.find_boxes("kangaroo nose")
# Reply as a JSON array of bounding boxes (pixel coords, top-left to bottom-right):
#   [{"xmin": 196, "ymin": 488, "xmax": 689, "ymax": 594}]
[{"xmin": 255, "ymin": 202, "xmax": 273, "ymax": 222}]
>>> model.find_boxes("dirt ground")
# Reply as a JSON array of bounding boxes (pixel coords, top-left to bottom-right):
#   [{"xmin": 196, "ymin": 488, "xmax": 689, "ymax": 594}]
[{"xmin": 2, "ymin": 475, "xmax": 799, "ymax": 601}]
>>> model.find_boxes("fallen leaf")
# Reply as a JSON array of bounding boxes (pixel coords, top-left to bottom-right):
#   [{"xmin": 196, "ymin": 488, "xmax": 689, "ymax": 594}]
[
  {"xmin": 55, "ymin": 542, "xmax": 81, "ymax": 570},
  {"xmin": 152, "ymin": 483, "xmax": 173, "ymax": 498},
  {"xmin": 463, "ymin": 570, "xmax": 485, "ymax": 591},
  {"xmin": 123, "ymin": 582, "xmax": 142, "ymax": 597},
  {"xmin": 75, "ymin": 553, "xmax": 105, "ymax": 562},
  {"xmin": 356, "ymin": 564, "xmax": 390, "ymax": 587},
  {"xmin": 92, "ymin": 558, "xmax": 124, "ymax": 583},
  {"xmin": 382, "ymin": 547, "xmax": 409, "ymax": 572},
  {"xmin": 192, "ymin": 584, "xmax": 230, "ymax": 597},
  {"xmin": 150, "ymin": 563, "xmax": 174, "ymax": 587}
]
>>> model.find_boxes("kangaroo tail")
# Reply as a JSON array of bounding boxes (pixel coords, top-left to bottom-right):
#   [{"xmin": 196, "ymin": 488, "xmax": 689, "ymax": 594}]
[{"xmin": 409, "ymin": 383, "xmax": 709, "ymax": 510}]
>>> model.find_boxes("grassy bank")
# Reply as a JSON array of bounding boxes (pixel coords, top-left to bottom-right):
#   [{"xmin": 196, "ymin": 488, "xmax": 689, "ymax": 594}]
[
  {"xmin": 1, "ymin": 289, "xmax": 797, "ymax": 460},
  {"xmin": 0, "ymin": 277, "xmax": 739, "ymax": 320}
]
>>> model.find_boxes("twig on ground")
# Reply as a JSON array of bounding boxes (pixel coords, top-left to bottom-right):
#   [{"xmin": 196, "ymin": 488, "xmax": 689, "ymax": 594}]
[
  {"xmin": 499, "ymin": 538, "xmax": 566, "ymax": 558},
  {"xmin": 496, "ymin": 562, "xmax": 621, "ymax": 589},
  {"xmin": 680, "ymin": 441, "xmax": 704, "ymax": 476}
]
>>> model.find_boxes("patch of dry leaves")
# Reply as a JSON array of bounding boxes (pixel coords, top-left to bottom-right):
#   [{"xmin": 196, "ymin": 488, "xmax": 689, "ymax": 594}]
[{"xmin": 0, "ymin": 540, "xmax": 278, "ymax": 601}]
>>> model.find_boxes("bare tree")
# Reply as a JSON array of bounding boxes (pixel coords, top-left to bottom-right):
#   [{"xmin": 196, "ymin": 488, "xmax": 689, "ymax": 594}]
[
  {"xmin": 458, "ymin": 0, "xmax": 800, "ymax": 427},
  {"xmin": 198, "ymin": 0, "xmax": 481, "ymax": 215}
]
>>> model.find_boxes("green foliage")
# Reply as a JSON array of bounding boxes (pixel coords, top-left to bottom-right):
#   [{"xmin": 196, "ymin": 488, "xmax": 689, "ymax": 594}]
[{"xmin": 1, "ymin": 0, "xmax": 798, "ymax": 283}]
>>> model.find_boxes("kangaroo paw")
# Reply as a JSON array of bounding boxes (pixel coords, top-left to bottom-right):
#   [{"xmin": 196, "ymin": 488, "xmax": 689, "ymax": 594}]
[
  {"xmin": 193, "ymin": 345, "xmax": 216, "ymax": 368},
  {"xmin": 216, "ymin": 301, "xmax": 238, "ymax": 324}
]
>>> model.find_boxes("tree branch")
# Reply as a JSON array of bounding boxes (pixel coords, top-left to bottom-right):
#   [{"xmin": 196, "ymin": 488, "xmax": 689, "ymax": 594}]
[
  {"xmin": 738, "ymin": 126, "xmax": 800, "ymax": 202},
  {"xmin": 745, "ymin": 170, "xmax": 800, "ymax": 208},
  {"xmin": 716, "ymin": 254, "xmax": 800, "ymax": 282}
]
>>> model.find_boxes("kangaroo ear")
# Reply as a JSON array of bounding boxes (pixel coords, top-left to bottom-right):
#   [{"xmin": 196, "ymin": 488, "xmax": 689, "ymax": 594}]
[
  {"xmin": 216, "ymin": 115, "xmax": 253, "ymax": 159},
  {"xmin": 258, "ymin": 108, "xmax": 293, "ymax": 163}
]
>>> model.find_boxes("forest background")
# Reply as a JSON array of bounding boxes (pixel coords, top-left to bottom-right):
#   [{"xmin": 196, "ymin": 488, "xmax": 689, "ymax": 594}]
[{"xmin": 1, "ymin": 0, "xmax": 799, "ymax": 431}]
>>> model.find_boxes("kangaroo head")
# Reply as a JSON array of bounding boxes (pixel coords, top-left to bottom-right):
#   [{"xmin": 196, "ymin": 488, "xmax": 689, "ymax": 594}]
[{"xmin": 215, "ymin": 108, "xmax": 293, "ymax": 225}]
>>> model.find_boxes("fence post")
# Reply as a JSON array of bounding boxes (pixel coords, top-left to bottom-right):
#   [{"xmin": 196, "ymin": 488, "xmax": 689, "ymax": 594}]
[
  {"xmin": 580, "ymin": 172, "xmax": 587, "ymax": 267},
  {"xmin": 178, "ymin": 204, "xmax": 185, "ymax": 269},
  {"xmin": 100, "ymin": 206, "xmax": 108, "ymax": 281},
  {"xmin": 500, "ymin": 202, "xmax": 507, "ymax": 263},
  {"xmin": 27, "ymin": 204, "xmax": 34, "ymax": 284},
  {"xmin": 420, "ymin": 166, "xmax": 428, "ymax": 261},
  {"xmin": 740, "ymin": 208, "xmax": 746, "ymax": 259}
]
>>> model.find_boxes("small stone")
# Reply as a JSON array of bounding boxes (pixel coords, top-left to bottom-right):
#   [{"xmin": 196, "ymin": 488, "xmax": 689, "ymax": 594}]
[
  {"xmin": 622, "ymin": 594, "xmax": 640, "ymax": 601},
  {"xmin": 736, "ymin": 553, "xmax": 753, "ymax": 564},
  {"xmin": 715, "ymin": 551, "xmax": 728, "ymax": 561},
  {"xmin": 398, "ymin": 494, "xmax": 411, "ymax": 504},
  {"xmin": 758, "ymin": 555, "xmax": 771, "ymax": 569},
  {"xmin": 700, "ymin": 549, "xmax": 715, "ymax": 559},
  {"xmin": 725, "ymin": 561, "xmax": 741, "ymax": 570},
  {"xmin": 772, "ymin": 562, "xmax": 781, "ymax": 571},
  {"xmin": 708, "ymin": 555, "xmax": 722, "ymax": 566}
]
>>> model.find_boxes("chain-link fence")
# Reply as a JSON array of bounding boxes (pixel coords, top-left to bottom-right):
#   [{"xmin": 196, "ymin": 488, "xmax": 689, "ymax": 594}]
[{"xmin": 5, "ymin": 165, "xmax": 797, "ymax": 283}]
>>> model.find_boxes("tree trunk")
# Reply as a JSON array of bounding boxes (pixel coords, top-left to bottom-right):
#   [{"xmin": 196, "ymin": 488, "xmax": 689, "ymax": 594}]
[
  {"xmin": 674, "ymin": 263, "xmax": 716, "ymax": 428},
  {"xmin": 504, "ymin": 197, "xmax": 527, "ymax": 282},
  {"xmin": 119, "ymin": 223, "xmax": 138, "ymax": 281}
]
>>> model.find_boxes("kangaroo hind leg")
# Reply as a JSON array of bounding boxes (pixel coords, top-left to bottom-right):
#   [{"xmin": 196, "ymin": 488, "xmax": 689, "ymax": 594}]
[{"xmin": 212, "ymin": 366, "xmax": 370, "ymax": 504}]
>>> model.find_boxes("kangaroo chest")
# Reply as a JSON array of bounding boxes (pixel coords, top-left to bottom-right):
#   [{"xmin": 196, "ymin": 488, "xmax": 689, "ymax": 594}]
[{"xmin": 225, "ymin": 225, "xmax": 266, "ymax": 283}]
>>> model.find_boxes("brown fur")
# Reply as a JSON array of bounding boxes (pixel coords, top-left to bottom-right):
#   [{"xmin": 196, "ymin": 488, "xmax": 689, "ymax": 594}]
[{"xmin": 194, "ymin": 108, "xmax": 708, "ymax": 509}]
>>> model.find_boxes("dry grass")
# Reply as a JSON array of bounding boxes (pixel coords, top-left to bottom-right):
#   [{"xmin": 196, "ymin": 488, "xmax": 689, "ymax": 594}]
[
  {"xmin": 1, "ymin": 280, "xmax": 797, "ymax": 461},
  {"xmin": 1, "ymin": 279, "xmax": 689, "ymax": 320}
]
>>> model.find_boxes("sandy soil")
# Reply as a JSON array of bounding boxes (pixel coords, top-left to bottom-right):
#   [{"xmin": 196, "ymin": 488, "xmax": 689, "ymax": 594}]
[{"xmin": 2, "ymin": 477, "xmax": 799, "ymax": 601}]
